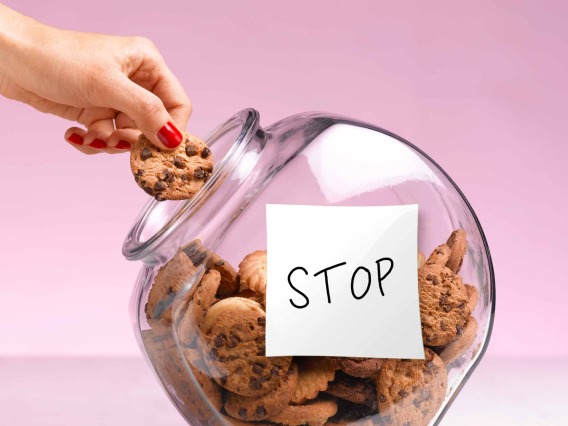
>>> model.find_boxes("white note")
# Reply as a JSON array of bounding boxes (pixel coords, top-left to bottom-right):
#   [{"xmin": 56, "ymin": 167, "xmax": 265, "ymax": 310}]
[{"xmin": 266, "ymin": 204, "xmax": 424, "ymax": 359}]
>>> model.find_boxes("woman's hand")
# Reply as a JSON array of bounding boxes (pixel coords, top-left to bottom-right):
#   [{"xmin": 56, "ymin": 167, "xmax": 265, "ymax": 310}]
[{"xmin": 0, "ymin": 4, "xmax": 190, "ymax": 154}]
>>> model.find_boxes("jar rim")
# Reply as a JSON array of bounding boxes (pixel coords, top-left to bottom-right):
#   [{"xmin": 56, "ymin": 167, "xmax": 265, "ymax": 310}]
[{"xmin": 122, "ymin": 108, "xmax": 260, "ymax": 261}]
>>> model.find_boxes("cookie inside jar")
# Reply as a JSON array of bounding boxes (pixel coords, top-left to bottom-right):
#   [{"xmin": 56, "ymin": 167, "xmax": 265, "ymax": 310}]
[{"xmin": 141, "ymin": 229, "xmax": 479, "ymax": 426}]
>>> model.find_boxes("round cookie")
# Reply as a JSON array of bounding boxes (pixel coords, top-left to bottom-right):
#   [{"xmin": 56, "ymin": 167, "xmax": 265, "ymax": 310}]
[
  {"xmin": 331, "ymin": 357, "xmax": 384, "ymax": 379},
  {"xmin": 182, "ymin": 347, "xmax": 223, "ymax": 417},
  {"xmin": 131, "ymin": 132, "xmax": 214, "ymax": 201},
  {"xmin": 142, "ymin": 330, "xmax": 222, "ymax": 423},
  {"xmin": 377, "ymin": 348, "xmax": 447, "ymax": 426},
  {"xmin": 176, "ymin": 269, "xmax": 221, "ymax": 346},
  {"xmin": 146, "ymin": 251, "xmax": 196, "ymax": 323},
  {"xmin": 425, "ymin": 244, "xmax": 451, "ymax": 267},
  {"xmin": 446, "ymin": 229, "xmax": 467, "ymax": 273},
  {"xmin": 326, "ymin": 370, "xmax": 377, "ymax": 409},
  {"xmin": 439, "ymin": 316, "xmax": 478, "ymax": 366},
  {"xmin": 182, "ymin": 239, "xmax": 239, "ymax": 297},
  {"xmin": 268, "ymin": 399, "xmax": 338, "ymax": 426},
  {"xmin": 465, "ymin": 284, "xmax": 479, "ymax": 313},
  {"xmin": 199, "ymin": 297, "xmax": 292, "ymax": 397},
  {"xmin": 238, "ymin": 250, "xmax": 267, "ymax": 303},
  {"xmin": 291, "ymin": 357, "xmax": 337, "ymax": 404},
  {"xmin": 225, "ymin": 362, "xmax": 299, "ymax": 421},
  {"xmin": 418, "ymin": 264, "xmax": 470, "ymax": 346}
]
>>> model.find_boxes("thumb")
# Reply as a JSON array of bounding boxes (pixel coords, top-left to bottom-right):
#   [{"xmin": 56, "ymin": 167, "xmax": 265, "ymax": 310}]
[{"xmin": 109, "ymin": 76, "xmax": 183, "ymax": 150}]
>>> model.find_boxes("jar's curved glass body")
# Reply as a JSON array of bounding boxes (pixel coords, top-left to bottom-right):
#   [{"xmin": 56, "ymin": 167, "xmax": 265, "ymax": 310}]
[{"xmin": 123, "ymin": 109, "xmax": 495, "ymax": 426}]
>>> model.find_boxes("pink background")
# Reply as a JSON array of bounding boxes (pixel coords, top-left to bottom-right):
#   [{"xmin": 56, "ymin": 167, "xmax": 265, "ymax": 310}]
[{"xmin": 0, "ymin": 0, "xmax": 566, "ymax": 358}]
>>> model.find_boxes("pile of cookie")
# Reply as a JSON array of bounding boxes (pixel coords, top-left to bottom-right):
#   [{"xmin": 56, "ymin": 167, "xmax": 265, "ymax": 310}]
[{"xmin": 141, "ymin": 230, "xmax": 479, "ymax": 426}]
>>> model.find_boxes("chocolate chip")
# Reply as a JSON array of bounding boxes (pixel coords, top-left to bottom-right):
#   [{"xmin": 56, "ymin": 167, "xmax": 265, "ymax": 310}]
[
  {"xmin": 249, "ymin": 378, "xmax": 262, "ymax": 390},
  {"xmin": 421, "ymin": 410, "xmax": 429, "ymax": 416},
  {"xmin": 433, "ymin": 277, "xmax": 439, "ymax": 285},
  {"xmin": 214, "ymin": 335, "xmax": 225, "ymax": 347},
  {"xmin": 228, "ymin": 335, "xmax": 239, "ymax": 348},
  {"xmin": 257, "ymin": 317, "xmax": 266, "ymax": 326},
  {"xmin": 443, "ymin": 304, "xmax": 452, "ymax": 312},
  {"xmin": 194, "ymin": 168, "xmax": 206, "ymax": 179},
  {"xmin": 181, "ymin": 174, "xmax": 189, "ymax": 181},
  {"xmin": 154, "ymin": 181, "xmax": 166, "ymax": 192},
  {"xmin": 161, "ymin": 169, "xmax": 174, "ymax": 182},
  {"xmin": 440, "ymin": 320, "xmax": 447, "ymax": 331},
  {"xmin": 255, "ymin": 406, "xmax": 267, "ymax": 419},
  {"xmin": 236, "ymin": 366, "xmax": 243, "ymax": 374},
  {"xmin": 426, "ymin": 274, "xmax": 434, "ymax": 281},
  {"xmin": 214, "ymin": 260, "xmax": 225, "ymax": 266},
  {"xmin": 140, "ymin": 148, "xmax": 152, "ymax": 160},
  {"xmin": 457, "ymin": 324, "xmax": 464, "ymax": 335},
  {"xmin": 174, "ymin": 156, "xmax": 185, "ymax": 168},
  {"xmin": 238, "ymin": 408, "xmax": 248, "ymax": 419},
  {"xmin": 252, "ymin": 364, "xmax": 263, "ymax": 375},
  {"xmin": 143, "ymin": 186, "xmax": 154, "ymax": 196},
  {"xmin": 185, "ymin": 144, "xmax": 197, "ymax": 156},
  {"xmin": 399, "ymin": 389, "xmax": 409, "ymax": 398},
  {"xmin": 378, "ymin": 394, "xmax": 387, "ymax": 403},
  {"xmin": 136, "ymin": 169, "xmax": 144, "ymax": 176},
  {"xmin": 201, "ymin": 147, "xmax": 211, "ymax": 158}
]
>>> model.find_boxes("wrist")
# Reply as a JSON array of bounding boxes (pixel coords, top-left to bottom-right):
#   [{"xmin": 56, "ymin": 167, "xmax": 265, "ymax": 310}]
[{"xmin": 0, "ymin": 5, "xmax": 49, "ymax": 74}]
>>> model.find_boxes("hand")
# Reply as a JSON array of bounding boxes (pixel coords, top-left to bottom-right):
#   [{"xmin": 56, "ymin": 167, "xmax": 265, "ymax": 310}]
[{"xmin": 0, "ymin": 4, "xmax": 190, "ymax": 154}]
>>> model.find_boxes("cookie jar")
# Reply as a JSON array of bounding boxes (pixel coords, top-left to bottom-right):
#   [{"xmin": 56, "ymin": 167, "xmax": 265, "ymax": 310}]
[{"xmin": 123, "ymin": 109, "xmax": 495, "ymax": 426}]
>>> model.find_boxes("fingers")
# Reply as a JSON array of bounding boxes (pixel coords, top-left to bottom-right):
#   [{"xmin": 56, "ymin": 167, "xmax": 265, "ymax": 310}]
[
  {"xmin": 105, "ymin": 74, "xmax": 184, "ymax": 150},
  {"xmin": 64, "ymin": 126, "xmax": 129, "ymax": 155},
  {"xmin": 147, "ymin": 64, "xmax": 192, "ymax": 131}
]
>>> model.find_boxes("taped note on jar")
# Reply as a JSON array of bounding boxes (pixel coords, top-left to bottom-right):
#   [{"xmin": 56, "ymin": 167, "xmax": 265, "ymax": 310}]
[{"xmin": 265, "ymin": 204, "xmax": 424, "ymax": 359}]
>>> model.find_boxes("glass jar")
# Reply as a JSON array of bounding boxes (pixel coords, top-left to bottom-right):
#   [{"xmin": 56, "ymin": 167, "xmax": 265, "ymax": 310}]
[{"xmin": 123, "ymin": 109, "xmax": 495, "ymax": 426}]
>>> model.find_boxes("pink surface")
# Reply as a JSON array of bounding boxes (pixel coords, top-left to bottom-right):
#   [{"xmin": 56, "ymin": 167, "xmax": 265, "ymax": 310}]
[{"xmin": 0, "ymin": 0, "xmax": 566, "ymax": 356}]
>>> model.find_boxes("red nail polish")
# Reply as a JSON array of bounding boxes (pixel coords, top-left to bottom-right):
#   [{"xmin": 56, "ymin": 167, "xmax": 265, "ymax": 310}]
[
  {"xmin": 88, "ymin": 139, "xmax": 107, "ymax": 149},
  {"xmin": 115, "ymin": 140, "xmax": 131, "ymax": 150},
  {"xmin": 157, "ymin": 122, "xmax": 182, "ymax": 148},
  {"xmin": 68, "ymin": 133, "xmax": 83, "ymax": 145}
]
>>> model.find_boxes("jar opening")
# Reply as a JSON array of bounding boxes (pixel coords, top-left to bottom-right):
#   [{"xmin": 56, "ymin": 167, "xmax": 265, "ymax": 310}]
[{"xmin": 122, "ymin": 109, "xmax": 260, "ymax": 262}]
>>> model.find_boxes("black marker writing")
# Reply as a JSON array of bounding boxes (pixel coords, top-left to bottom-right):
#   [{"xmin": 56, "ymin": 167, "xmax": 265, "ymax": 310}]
[
  {"xmin": 313, "ymin": 262, "xmax": 347, "ymax": 304},
  {"xmin": 350, "ymin": 266, "xmax": 371, "ymax": 300},
  {"xmin": 288, "ymin": 267, "xmax": 310, "ymax": 309},
  {"xmin": 375, "ymin": 257, "xmax": 394, "ymax": 296}
]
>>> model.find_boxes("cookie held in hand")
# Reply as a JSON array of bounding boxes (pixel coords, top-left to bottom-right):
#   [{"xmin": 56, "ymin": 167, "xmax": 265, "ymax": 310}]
[{"xmin": 131, "ymin": 132, "xmax": 213, "ymax": 201}]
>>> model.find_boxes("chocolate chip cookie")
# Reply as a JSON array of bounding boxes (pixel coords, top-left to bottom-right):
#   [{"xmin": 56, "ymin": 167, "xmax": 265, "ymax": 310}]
[
  {"xmin": 176, "ymin": 269, "xmax": 221, "ymax": 346},
  {"xmin": 331, "ymin": 357, "xmax": 384, "ymax": 379},
  {"xmin": 131, "ymin": 132, "xmax": 214, "ymax": 201},
  {"xmin": 439, "ymin": 316, "xmax": 478, "ymax": 365},
  {"xmin": 146, "ymin": 251, "xmax": 196, "ymax": 323},
  {"xmin": 418, "ymin": 264, "xmax": 470, "ymax": 346},
  {"xmin": 377, "ymin": 348, "xmax": 447, "ymax": 426},
  {"xmin": 268, "ymin": 399, "xmax": 338, "ymax": 426},
  {"xmin": 225, "ymin": 362, "xmax": 299, "ymax": 421},
  {"xmin": 182, "ymin": 239, "xmax": 239, "ymax": 297},
  {"xmin": 446, "ymin": 229, "xmax": 467, "ymax": 273},
  {"xmin": 291, "ymin": 357, "xmax": 337, "ymax": 404},
  {"xmin": 199, "ymin": 297, "xmax": 292, "ymax": 397},
  {"xmin": 425, "ymin": 244, "xmax": 451, "ymax": 267},
  {"xmin": 326, "ymin": 370, "xmax": 377, "ymax": 409}
]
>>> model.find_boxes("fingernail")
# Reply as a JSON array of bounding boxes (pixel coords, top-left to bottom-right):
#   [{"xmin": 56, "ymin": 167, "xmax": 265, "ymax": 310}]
[
  {"xmin": 157, "ymin": 122, "xmax": 182, "ymax": 148},
  {"xmin": 115, "ymin": 140, "xmax": 131, "ymax": 150},
  {"xmin": 88, "ymin": 139, "xmax": 107, "ymax": 149},
  {"xmin": 68, "ymin": 133, "xmax": 83, "ymax": 145}
]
